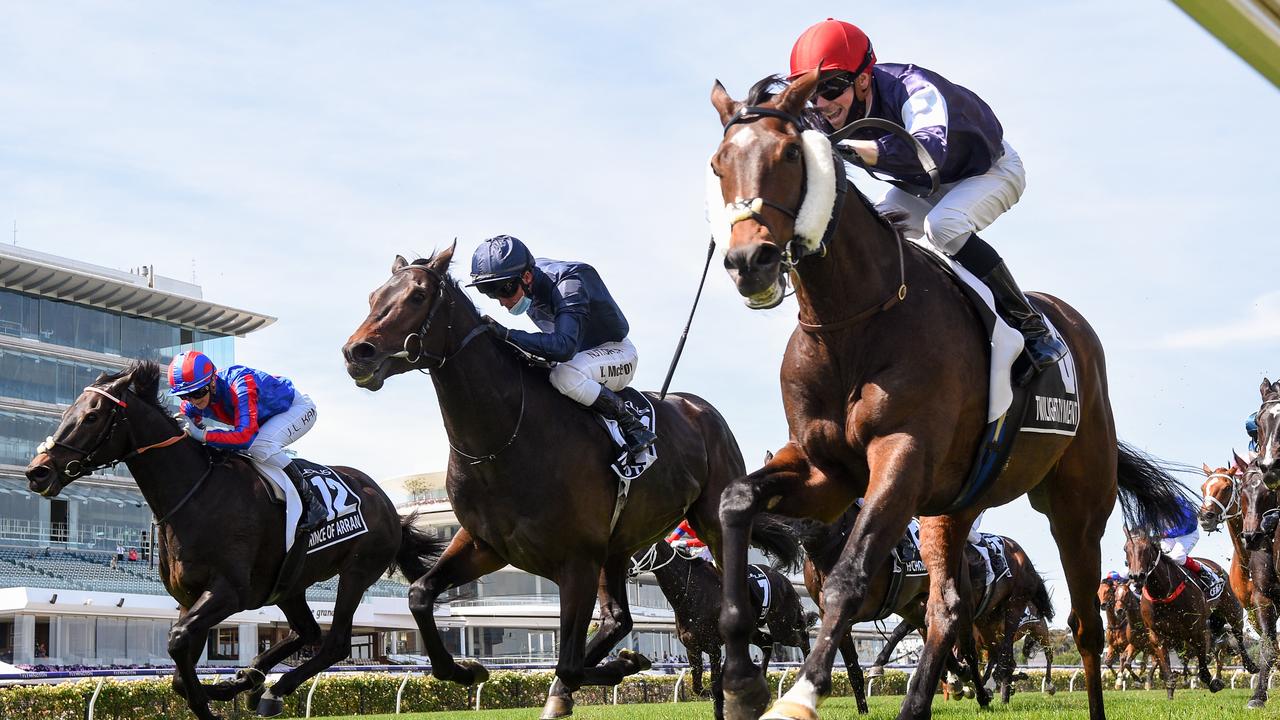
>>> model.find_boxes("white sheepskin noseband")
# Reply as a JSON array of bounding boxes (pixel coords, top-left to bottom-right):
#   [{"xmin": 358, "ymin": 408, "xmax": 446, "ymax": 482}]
[{"xmin": 705, "ymin": 129, "xmax": 837, "ymax": 254}]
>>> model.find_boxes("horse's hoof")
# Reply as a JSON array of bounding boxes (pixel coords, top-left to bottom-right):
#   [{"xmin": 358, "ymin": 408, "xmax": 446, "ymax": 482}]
[
  {"xmin": 1210, "ymin": 678, "xmax": 1225, "ymax": 693},
  {"xmin": 256, "ymin": 695, "xmax": 284, "ymax": 717},
  {"xmin": 540, "ymin": 695, "xmax": 574, "ymax": 719},
  {"xmin": 1247, "ymin": 699, "xmax": 1267, "ymax": 710},
  {"xmin": 457, "ymin": 658, "xmax": 490, "ymax": 685},
  {"xmin": 618, "ymin": 648, "xmax": 652, "ymax": 672},
  {"xmin": 865, "ymin": 665, "xmax": 885, "ymax": 678},
  {"xmin": 1046, "ymin": 687, "xmax": 1056, "ymax": 696},
  {"xmin": 762, "ymin": 700, "xmax": 818, "ymax": 720}
]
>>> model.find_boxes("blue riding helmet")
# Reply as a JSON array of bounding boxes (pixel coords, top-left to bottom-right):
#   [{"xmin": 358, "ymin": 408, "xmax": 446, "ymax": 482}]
[
  {"xmin": 1247, "ymin": 412, "xmax": 1259, "ymax": 440},
  {"xmin": 467, "ymin": 235, "xmax": 533, "ymax": 287}
]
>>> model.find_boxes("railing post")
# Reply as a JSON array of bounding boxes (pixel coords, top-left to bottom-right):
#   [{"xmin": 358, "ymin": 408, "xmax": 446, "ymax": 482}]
[
  {"xmin": 777, "ymin": 667, "xmax": 791, "ymax": 697},
  {"xmin": 612, "ymin": 682, "xmax": 620, "ymax": 705},
  {"xmin": 85, "ymin": 677, "xmax": 106, "ymax": 720},
  {"xmin": 867, "ymin": 677, "xmax": 875, "ymax": 697},
  {"xmin": 1232, "ymin": 670, "xmax": 1242, "ymax": 690},
  {"xmin": 1069, "ymin": 669, "xmax": 1082, "ymax": 693},
  {"xmin": 395, "ymin": 671, "xmax": 415, "ymax": 714},
  {"xmin": 304, "ymin": 672, "xmax": 324, "ymax": 718},
  {"xmin": 673, "ymin": 668, "xmax": 687, "ymax": 703},
  {"xmin": 474, "ymin": 681, "xmax": 486, "ymax": 711}
]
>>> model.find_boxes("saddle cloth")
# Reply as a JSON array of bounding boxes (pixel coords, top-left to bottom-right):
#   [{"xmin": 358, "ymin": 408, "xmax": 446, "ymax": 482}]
[
  {"xmin": 747, "ymin": 564, "xmax": 772, "ymax": 625},
  {"xmin": 893, "ymin": 519, "xmax": 928, "ymax": 577},
  {"xmin": 289, "ymin": 460, "xmax": 370, "ymax": 555},
  {"xmin": 1181, "ymin": 560, "xmax": 1226, "ymax": 602},
  {"xmin": 595, "ymin": 388, "xmax": 659, "ymax": 480},
  {"xmin": 972, "ymin": 533, "xmax": 1012, "ymax": 618}
]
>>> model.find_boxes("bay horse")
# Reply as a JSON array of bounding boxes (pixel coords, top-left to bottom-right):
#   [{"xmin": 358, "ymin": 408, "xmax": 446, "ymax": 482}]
[
  {"xmin": 1199, "ymin": 459, "xmax": 1265, "ymax": 634},
  {"xmin": 23, "ymin": 361, "xmax": 442, "ymax": 720},
  {"xmin": 1109, "ymin": 581, "xmax": 1156, "ymax": 689},
  {"xmin": 1122, "ymin": 530, "xmax": 1255, "ymax": 698},
  {"xmin": 630, "ymin": 541, "xmax": 814, "ymax": 720},
  {"xmin": 708, "ymin": 70, "xmax": 1188, "ymax": 720},
  {"xmin": 1237, "ymin": 378, "xmax": 1280, "ymax": 708},
  {"xmin": 341, "ymin": 245, "xmax": 800, "ymax": 719}
]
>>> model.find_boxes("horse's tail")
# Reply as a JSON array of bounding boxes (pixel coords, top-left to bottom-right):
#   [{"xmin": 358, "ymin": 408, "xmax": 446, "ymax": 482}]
[
  {"xmin": 750, "ymin": 513, "xmax": 803, "ymax": 574},
  {"xmin": 1032, "ymin": 573, "xmax": 1055, "ymax": 623},
  {"xmin": 390, "ymin": 511, "xmax": 448, "ymax": 581},
  {"xmin": 1116, "ymin": 441, "xmax": 1195, "ymax": 532}
]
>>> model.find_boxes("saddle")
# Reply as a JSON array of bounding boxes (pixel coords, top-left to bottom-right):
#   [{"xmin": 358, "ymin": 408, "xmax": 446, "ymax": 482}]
[{"xmin": 871, "ymin": 519, "xmax": 929, "ymax": 621}]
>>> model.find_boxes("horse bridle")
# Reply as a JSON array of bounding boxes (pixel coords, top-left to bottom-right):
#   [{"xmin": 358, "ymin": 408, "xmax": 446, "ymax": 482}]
[
  {"xmin": 1201, "ymin": 471, "xmax": 1242, "ymax": 525},
  {"xmin": 720, "ymin": 105, "xmax": 918, "ymax": 333},
  {"xmin": 389, "ymin": 264, "xmax": 489, "ymax": 369},
  {"xmin": 46, "ymin": 386, "xmax": 185, "ymax": 480},
  {"xmin": 390, "ymin": 264, "xmax": 526, "ymax": 466}
]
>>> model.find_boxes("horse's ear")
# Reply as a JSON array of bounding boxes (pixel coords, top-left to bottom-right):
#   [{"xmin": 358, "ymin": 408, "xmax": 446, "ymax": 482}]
[
  {"xmin": 773, "ymin": 67, "xmax": 820, "ymax": 118},
  {"xmin": 711, "ymin": 80, "xmax": 742, "ymax": 127},
  {"xmin": 429, "ymin": 240, "xmax": 456, "ymax": 275},
  {"xmin": 392, "ymin": 255, "xmax": 409, "ymax": 273},
  {"xmin": 1202, "ymin": 462, "xmax": 1213, "ymax": 474},
  {"xmin": 1234, "ymin": 450, "xmax": 1250, "ymax": 474}
]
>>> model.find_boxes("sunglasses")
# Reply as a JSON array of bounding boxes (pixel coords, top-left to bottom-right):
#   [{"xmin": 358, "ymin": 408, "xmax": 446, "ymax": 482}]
[
  {"xmin": 179, "ymin": 386, "xmax": 211, "ymax": 401},
  {"xmin": 479, "ymin": 279, "xmax": 521, "ymax": 300},
  {"xmin": 815, "ymin": 75, "xmax": 854, "ymax": 102}
]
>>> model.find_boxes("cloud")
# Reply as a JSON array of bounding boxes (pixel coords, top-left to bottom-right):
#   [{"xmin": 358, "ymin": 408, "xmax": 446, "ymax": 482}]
[{"xmin": 1162, "ymin": 291, "xmax": 1280, "ymax": 348}]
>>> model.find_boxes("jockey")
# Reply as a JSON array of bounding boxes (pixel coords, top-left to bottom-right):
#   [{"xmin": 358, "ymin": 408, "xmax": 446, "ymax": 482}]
[
  {"xmin": 468, "ymin": 235, "xmax": 657, "ymax": 455},
  {"xmin": 1248, "ymin": 412, "xmax": 1260, "ymax": 453},
  {"xmin": 788, "ymin": 19, "xmax": 1067, "ymax": 377},
  {"xmin": 966, "ymin": 510, "xmax": 995, "ymax": 588},
  {"xmin": 168, "ymin": 351, "xmax": 328, "ymax": 547},
  {"xmin": 1106, "ymin": 570, "xmax": 1128, "ymax": 584},
  {"xmin": 667, "ymin": 520, "xmax": 713, "ymax": 563},
  {"xmin": 1161, "ymin": 494, "xmax": 1213, "ymax": 592}
]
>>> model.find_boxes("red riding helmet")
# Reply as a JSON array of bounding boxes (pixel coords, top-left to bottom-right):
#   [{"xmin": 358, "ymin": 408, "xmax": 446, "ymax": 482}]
[{"xmin": 788, "ymin": 19, "xmax": 876, "ymax": 80}]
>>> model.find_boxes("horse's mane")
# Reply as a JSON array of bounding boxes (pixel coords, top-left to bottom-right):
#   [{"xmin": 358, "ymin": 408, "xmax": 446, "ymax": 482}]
[
  {"xmin": 409, "ymin": 253, "xmax": 483, "ymax": 325},
  {"xmin": 95, "ymin": 359, "xmax": 163, "ymax": 405}
]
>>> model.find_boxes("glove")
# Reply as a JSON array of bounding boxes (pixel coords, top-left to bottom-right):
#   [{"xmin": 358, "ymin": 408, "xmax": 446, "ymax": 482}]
[
  {"xmin": 480, "ymin": 315, "xmax": 511, "ymax": 341},
  {"xmin": 174, "ymin": 414, "xmax": 207, "ymax": 443}
]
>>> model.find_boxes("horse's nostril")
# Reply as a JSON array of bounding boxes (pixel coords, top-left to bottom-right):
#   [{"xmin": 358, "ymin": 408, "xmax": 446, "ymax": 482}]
[
  {"xmin": 752, "ymin": 243, "xmax": 782, "ymax": 268},
  {"xmin": 26, "ymin": 465, "xmax": 51, "ymax": 485},
  {"xmin": 351, "ymin": 342, "xmax": 377, "ymax": 361}
]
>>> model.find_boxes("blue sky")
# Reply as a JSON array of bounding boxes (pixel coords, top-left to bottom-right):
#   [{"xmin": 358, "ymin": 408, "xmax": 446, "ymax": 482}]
[{"xmin": 3, "ymin": 1, "xmax": 1277, "ymax": 622}]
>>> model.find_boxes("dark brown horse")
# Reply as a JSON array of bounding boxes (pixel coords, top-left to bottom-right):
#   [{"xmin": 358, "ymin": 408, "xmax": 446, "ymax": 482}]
[
  {"xmin": 1237, "ymin": 379, "xmax": 1280, "ymax": 708},
  {"xmin": 341, "ymin": 246, "xmax": 799, "ymax": 719},
  {"xmin": 1110, "ymin": 581, "xmax": 1156, "ymax": 689},
  {"xmin": 969, "ymin": 538, "xmax": 1055, "ymax": 703},
  {"xmin": 631, "ymin": 540, "xmax": 813, "ymax": 720},
  {"xmin": 23, "ymin": 361, "xmax": 442, "ymax": 720},
  {"xmin": 707, "ymin": 71, "xmax": 1187, "ymax": 720},
  {"xmin": 1122, "ymin": 531, "xmax": 1255, "ymax": 698}
]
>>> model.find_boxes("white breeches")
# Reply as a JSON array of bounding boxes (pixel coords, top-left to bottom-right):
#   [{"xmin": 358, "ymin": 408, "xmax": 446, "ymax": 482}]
[
  {"xmin": 877, "ymin": 140, "xmax": 1026, "ymax": 255},
  {"xmin": 549, "ymin": 338, "xmax": 639, "ymax": 406},
  {"xmin": 246, "ymin": 393, "xmax": 317, "ymax": 551},
  {"xmin": 1160, "ymin": 530, "xmax": 1199, "ymax": 565}
]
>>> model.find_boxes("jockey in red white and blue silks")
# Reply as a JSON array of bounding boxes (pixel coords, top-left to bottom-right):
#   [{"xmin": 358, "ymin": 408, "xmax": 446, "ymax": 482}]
[
  {"xmin": 168, "ymin": 350, "xmax": 323, "ymax": 548},
  {"xmin": 666, "ymin": 520, "xmax": 713, "ymax": 562},
  {"xmin": 1160, "ymin": 495, "xmax": 1203, "ymax": 572}
]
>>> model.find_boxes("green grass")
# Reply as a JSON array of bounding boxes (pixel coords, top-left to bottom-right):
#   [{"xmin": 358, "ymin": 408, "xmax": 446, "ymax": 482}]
[{"xmin": 312, "ymin": 689, "xmax": 1270, "ymax": 719}]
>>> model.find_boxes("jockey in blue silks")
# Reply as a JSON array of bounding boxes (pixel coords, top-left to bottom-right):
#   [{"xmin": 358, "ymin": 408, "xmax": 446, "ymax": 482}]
[
  {"xmin": 1160, "ymin": 493, "xmax": 1213, "ymax": 591},
  {"xmin": 467, "ymin": 235, "xmax": 657, "ymax": 455},
  {"xmin": 168, "ymin": 350, "xmax": 328, "ymax": 547},
  {"xmin": 788, "ymin": 18, "xmax": 1067, "ymax": 378}
]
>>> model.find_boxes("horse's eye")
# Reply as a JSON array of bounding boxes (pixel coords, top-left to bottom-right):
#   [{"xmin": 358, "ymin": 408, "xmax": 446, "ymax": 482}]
[
  {"xmin": 84, "ymin": 412, "xmax": 99, "ymax": 424},
  {"xmin": 410, "ymin": 291, "xmax": 427, "ymax": 304},
  {"xmin": 784, "ymin": 145, "xmax": 802, "ymax": 162}
]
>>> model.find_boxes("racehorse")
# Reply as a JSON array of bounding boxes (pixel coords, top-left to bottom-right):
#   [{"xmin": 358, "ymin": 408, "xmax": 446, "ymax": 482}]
[
  {"xmin": 341, "ymin": 246, "xmax": 800, "ymax": 719},
  {"xmin": 1122, "ymin": 530, "xmax": 1255, "ymax": 699},
  {"xmin": 1012, "ymin": 608, "xmax": 1056, "ymax": 695},
  {"xmin": 969, "ymin": 538, "xmax": 1055, "ymax": 703},
  {"xmin": 23, "ymin": 361, "xmax": 442, "ymax": 720},
  {"xmin": 630, "ymin": 541, "xmax": 814, "ymax": 720},
  {"xmin": 1237, "ymin": 378, "xmax": 1280, "ymax": 708},
  {"xmin": 1109, "ymin": 581, "xmax": 1156, "ymax": 689},
  {"xmin": 1199, "ymin": 460, "xmax": 1265, "ymax": 633},
  {"xmin": 708, "ymin": 70, "xmax": 1188, "ymax": 720}
]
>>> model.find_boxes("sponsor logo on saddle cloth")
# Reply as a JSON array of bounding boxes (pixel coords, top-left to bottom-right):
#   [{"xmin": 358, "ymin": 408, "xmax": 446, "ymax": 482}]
[
  {"xmin": 594, "ymin": 388, "xmax": 658, "ymax": 480},
  {"xmin": 293, "ymin": 460, "xmax": 370, "ymax": 554},
  {"xmin": 978, "ymin": 533, "xmax": 1011, "ymax": 582},
  {"xmin": 1183, "ymin": 561, "xmax": 1226, "ymax": 602},
  {"xmin": 894, "ymin": 519, "xmax": 928, "ymax": 577},
  {"xmin": 746, "ymin": 564, "xmax": 772, "ymax": 625}
]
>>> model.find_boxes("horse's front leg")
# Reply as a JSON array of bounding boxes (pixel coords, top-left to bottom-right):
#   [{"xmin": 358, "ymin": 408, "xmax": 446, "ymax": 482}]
[
  {"xmin": 721, "ymin": 444, "xmax": 844, "ymax": 720},
  {"xmin": 762, "ymin": 467, "xmax": 915, "ymax": 719},
  {"xmin": 168, "ymin": 583, "xmax": 242, "ymax": 720},
  {"xmin": 408, "ymin": 528, "xmax": 506, "ymax": 686}
]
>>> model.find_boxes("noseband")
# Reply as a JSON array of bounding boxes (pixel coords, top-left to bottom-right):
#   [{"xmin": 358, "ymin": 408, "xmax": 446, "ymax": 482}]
[
  {"xmin": 1202, "ymin": 472, "xmax": 1242, "ymax": 524},
  {"xmin": 389, "ymin": 265, "xmax": 488, "ymax": 369},
  {"xmin": 41, "ymin": 385, "xmax": 187, "ymax": 485}
]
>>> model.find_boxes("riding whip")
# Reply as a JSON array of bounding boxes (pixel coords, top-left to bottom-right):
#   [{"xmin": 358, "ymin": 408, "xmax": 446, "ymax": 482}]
[{"xmin": 659, "ymin": 236, "xmax": 716, "ymax": 400}]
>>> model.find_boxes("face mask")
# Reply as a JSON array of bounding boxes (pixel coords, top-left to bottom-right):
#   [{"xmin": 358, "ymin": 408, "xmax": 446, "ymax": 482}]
[{"xmin": 509, "ymin": 295, "xmax": 532, "ymax": 316}]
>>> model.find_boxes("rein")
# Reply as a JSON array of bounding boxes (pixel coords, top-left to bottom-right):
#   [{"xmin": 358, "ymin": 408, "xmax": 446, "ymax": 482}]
[
  {"xmin": 47, "ymin": 386, "xmax": 187, "ymax": 480},
  {"xmin": 390, "ymin": 264, "xmax": 489, "ymax": 369},
  {"xmin": 720, "ymin": 105, "xmax": 910, "ymax": 334}
]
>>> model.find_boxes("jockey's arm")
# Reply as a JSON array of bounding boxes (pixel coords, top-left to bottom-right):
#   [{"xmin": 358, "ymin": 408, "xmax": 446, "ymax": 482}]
[
  {"xmin": 203, "ymin": 375, "xmax": 262, "ymax": 449},
  {"xmin": 507, "ymin": 309, "xmax": 586, "ymax": 362},
  {"xmin": 865, "ymin": 84, "xmax": 949, "ymax": 177}
]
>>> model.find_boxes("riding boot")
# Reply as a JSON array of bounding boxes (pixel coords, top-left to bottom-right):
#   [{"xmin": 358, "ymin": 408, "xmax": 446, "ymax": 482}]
[
  {"xmin": 590, "ymin": 386, "xmax": 657, "ymax": 455},
  {"xmin": 952, "ymin": 234, "xmax": 1068, "ymax": 377},
  {"xmin": 284, "ymin": 461, "xmax": 328, "ymax": 533},
  {"xmin": 1183, "ymin": 557, "xmax": 1214, "ymax": 594}
]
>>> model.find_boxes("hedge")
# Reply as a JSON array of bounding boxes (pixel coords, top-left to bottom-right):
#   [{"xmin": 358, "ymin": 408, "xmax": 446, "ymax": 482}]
[{"xmin": 0, "ymin": 666, "xmax": 1240, "ymax": 718}]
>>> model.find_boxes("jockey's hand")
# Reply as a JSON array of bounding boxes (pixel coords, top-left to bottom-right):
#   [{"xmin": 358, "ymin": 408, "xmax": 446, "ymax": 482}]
[
  {"xmin": 480, "ymin": 315, "xmax": 511, "ymax": 341},
  {"xmin": 173, "ymin": 414, "xmax": 207, "ymax": 443}
]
